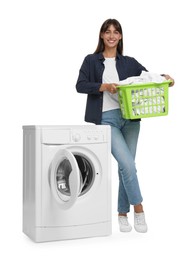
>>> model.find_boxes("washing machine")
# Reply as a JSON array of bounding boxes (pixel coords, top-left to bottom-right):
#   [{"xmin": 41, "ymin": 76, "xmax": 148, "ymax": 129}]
[{"xmin": 22, "ymin": 125, "xmax": 111, "ymax": 242}]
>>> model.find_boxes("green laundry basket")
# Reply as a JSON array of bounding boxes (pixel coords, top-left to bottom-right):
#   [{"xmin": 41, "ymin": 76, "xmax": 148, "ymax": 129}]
[{"xmin": 116, "ymin": 80, "xmax": 171, "ymax": 119}]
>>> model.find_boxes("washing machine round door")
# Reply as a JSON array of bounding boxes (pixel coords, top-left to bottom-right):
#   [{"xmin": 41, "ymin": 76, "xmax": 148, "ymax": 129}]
[{"xmin": 50, "ymin": 149, "xmax": 81, "ymax": 210}]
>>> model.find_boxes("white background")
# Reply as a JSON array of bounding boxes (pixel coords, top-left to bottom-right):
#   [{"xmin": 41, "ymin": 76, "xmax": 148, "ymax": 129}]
[{"xmin": 1, "ymin": 0, "xmax": 190, "ymax": 259}]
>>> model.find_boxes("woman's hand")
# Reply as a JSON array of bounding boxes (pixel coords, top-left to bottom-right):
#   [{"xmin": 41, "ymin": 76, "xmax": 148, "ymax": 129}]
[
  {"xmin": 163, "ymin": 74, "xmax": 175, "ymax": 87},
  {"xmin": 99, "ymin": 83, "xmax": 118, "ymax": 93}
]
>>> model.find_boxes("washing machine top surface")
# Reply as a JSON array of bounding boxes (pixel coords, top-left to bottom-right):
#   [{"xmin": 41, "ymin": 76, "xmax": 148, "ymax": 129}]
[
  {"xmin": 22, "ymin": 125, "xmax": 108, "ymax": 129},
  {"xmin": 23, "ymin": 125, "xmax": 110, "ymax": 144}
]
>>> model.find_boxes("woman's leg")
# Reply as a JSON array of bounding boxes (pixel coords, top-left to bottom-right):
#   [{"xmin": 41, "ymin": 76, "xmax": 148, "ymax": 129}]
[
  {"xmin": 101, "ymin": 110, "xmax": 143, "ymax": 213},
  {"xmin": 111, "ymin": 125, "xmax": 143, "ymax": 208},
  {"xmin": 102, "ymin": 109, "xmax": 147, "ymax": 232},
  {"xmin": 120, "ymin": 119, "xmax": 144, "ymax": 213},
  {"xmin": 121, "ymin": 119, "xmax": 140, "ymax": 160}
]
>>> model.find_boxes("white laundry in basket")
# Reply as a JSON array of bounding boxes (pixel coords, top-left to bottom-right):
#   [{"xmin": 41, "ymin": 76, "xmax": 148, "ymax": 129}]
[{"xmin": 119, "ymin": 71, "xmax": 166, "ymax": 85}]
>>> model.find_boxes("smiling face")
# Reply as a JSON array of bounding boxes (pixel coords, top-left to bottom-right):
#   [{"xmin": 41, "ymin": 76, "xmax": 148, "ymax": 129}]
[{"xmin": 101, "ymin": 24, "xmax": 122, "ymax": 50}]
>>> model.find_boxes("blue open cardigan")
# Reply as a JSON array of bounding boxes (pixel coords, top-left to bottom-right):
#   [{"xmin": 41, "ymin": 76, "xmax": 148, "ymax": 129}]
[{"xmin": 76, "ymin": 52, "xmax": 147, "ymax": 124}]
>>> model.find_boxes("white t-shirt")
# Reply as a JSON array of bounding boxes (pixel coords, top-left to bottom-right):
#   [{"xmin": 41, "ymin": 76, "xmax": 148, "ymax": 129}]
[{"xmin": 102, "ymin": 58, "xmax": 120, "ymax": 112}]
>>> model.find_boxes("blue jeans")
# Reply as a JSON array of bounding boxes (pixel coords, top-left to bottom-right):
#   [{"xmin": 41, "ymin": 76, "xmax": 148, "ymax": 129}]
[{"xmin": 101, "ymin": 109, "xmax": 143, "ymax": 213}]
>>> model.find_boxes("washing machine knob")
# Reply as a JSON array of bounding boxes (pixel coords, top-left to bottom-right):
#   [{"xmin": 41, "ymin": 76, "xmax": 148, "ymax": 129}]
[{"xmin": 72, "ymin": 133, "xmax": 81, "ymax": 142}]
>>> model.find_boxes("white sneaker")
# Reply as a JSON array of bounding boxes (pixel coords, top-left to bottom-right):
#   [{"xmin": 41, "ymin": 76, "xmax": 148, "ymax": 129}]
[
  {"xmin": 134, "ymin": 212, "xmax": 148, "ymax": 233},
  {"xmin": 118, "ymin": 216, "xmax": 132, "ymax": 232}
]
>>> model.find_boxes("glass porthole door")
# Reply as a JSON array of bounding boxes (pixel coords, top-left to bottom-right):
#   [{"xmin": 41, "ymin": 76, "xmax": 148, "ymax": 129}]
[{"xmin": 50, "ymin": 149, "xmax": 81, "ymax": 210}]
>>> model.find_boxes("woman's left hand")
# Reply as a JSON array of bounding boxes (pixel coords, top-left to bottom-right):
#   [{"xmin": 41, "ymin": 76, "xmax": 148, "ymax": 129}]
[{"xmin": 163, "ymin": 74, "xmax": 175, "ymax": 87}]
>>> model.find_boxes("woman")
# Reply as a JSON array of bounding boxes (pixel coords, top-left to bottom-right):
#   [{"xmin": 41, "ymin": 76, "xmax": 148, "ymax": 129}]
[{"xmin": 76, "ymin": 18, "xmax": 174, "ymax": 233}]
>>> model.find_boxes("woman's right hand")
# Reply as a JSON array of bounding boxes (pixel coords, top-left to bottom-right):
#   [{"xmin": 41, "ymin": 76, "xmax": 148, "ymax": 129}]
[{"xmin": 99, "ymin": 83, "xmax": 118, "ymax": 94}]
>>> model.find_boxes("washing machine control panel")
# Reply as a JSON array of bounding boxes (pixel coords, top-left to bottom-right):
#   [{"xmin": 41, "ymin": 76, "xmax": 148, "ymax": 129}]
[{"xmin": 71, "ymin": 129, "xmax": 105, "ymax": 143}]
